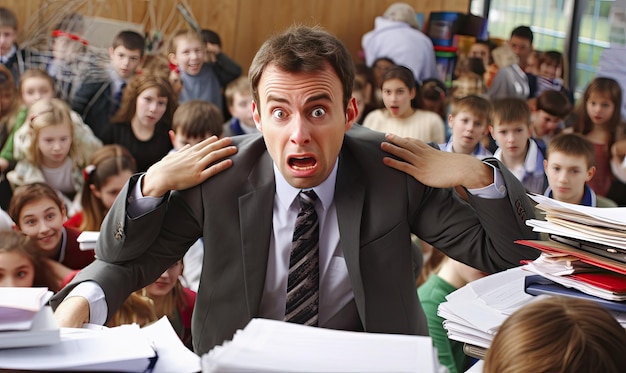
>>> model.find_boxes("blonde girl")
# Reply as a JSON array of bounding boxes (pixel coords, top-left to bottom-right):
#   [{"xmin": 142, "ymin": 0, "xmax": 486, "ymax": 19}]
[
  {"xmin": 64, "ymin": 144, "xmax": 136, "ymax": 231},
  {"xmin": 574, "ymin": 77, "xmax": 624, "ymax": 197},
  {"xmin": 7, "ymin": 98, "xmax": 97, "ymax": 214}
]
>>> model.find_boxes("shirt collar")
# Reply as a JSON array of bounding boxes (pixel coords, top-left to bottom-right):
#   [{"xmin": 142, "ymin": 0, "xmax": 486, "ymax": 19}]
[
  {"xmin": 0, "ymin": 44, "xmax": 16, "ymax": 62},
  {"xmin": 274, "ymin": 158, "xmax": 338, "ymax": 211},
  {"xmin": 524, "ymin": 139, "xmax": 545, "ymax": 176},
  {"xmin": 543, "ymin": 184, "xmax": 596, "ymax": 207}
]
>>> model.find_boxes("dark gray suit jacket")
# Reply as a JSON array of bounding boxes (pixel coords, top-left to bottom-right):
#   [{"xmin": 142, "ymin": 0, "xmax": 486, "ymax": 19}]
[{"xmin": 51, "ymin": 125, "xmax": 539, "ymax": 355}]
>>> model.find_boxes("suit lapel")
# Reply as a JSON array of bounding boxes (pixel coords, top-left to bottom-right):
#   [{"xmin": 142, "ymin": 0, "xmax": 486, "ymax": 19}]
[
  {"xmin": 239, "ymin": 152, "xmax": 275, "ymax": 317},
  {"xmin": 335, "ymin": 148, "xmax": 367, "ymax": 327}
]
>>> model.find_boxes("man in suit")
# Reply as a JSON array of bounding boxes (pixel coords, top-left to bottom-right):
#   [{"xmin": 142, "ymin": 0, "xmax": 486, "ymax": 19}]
[{"xmin": 51, "ymin": 25, "xmax": 539, "ymax": 355}]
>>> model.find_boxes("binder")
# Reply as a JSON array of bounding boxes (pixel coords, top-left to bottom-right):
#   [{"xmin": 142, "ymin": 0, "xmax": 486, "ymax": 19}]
[
  {"xmin": 515, "ymin": 239, "xmax": 626, "ymax": 275},
  {"xmin": 524, "ymin": 275, "xmax": 626, "ymax": 313}
]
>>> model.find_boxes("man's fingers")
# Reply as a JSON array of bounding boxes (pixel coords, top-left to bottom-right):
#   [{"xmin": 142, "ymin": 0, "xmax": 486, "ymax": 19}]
[{"xmin": 201, "ymin": 159, "xmax": 234, "ymax": 180}]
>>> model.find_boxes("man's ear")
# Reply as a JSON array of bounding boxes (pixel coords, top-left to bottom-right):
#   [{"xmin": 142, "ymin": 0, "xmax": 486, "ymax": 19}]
[
  {"xmin": 585, "ymin": 166, "xmax": 596, "ymax": 182},
  {"xmin": 345, "ymin": 96, "xmax": 357, "ymax": 131},
  {"xmin": 543, "ymin": 159, "xmax": 549, "ymax": 172},
  {"xmin": 252, "ymin": 101, "xmax": 262, "ymax": 132}
]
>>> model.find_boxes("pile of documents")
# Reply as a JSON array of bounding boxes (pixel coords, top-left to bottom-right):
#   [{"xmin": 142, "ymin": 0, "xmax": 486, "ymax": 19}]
[
  {"xmin": 0, "ymin": 316, "xmax": 201, "ymax": 372},
  {"xmin": 0, "ymin": 287, "xmax": 59, "ymax": 349},
  {"xmin": 437, "ymin": 267, "xmax": 626, "ymax": 357},
  {"xmin": 526, "ymin": 194, "xmax": 626, "ymax": 252},
  {"xmin": 519, "ymin": 194, "xmax": 626, "ymax": 310},
  {"xmin": 437, "ymin": 267, "xmax": 534, "ymax": 353},
  {"xmin": 202, "ymin": 318, "xmax": 441, "ymax": 372}
]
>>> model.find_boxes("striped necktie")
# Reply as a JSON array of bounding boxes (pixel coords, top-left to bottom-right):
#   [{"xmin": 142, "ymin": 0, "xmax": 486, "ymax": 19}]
[{"xmin": 284, "ymin": 190, "xmax": 319, "ymax": 326}]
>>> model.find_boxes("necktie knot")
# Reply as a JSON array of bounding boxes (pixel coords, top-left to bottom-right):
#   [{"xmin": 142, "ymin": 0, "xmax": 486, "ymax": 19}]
[{"xmin": 298, "ymin": 190, "xmax": 318, "ymax": 210}]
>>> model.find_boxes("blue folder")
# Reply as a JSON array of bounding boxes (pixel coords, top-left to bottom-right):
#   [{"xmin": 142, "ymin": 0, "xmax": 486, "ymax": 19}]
[{"xmin": 524, "ymin": 275, "xmax": 626, "ymax": 313}]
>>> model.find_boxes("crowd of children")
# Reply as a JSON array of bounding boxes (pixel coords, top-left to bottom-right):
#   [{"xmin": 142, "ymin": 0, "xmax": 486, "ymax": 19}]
[
  {"xmin": 0, "ymin": 3, "xmax": 625, "ymax": 364},
  {"xmin": 0, "ymin": 5, "xmax": 248, "ymax": 350}
]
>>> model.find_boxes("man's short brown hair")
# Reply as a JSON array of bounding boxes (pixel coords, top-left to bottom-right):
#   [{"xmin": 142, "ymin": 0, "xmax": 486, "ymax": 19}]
[{"xmin": 248, "ymin": 25, "xmax": 354, "ymax": 114}]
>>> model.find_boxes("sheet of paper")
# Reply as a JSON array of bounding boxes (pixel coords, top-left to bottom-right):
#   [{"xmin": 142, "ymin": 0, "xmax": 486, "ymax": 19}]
[{"xmin": 142, "ymin": 317, "xmax": 201, "ymax": 373}]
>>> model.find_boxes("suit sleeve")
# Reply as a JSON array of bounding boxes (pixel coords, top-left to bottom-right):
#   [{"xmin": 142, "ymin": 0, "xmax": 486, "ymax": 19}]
[
  {"xmin": 51, "ymin": 176, "xmax": 204, "ymax": 321},
  {"xmin": 410, "ymin": 158, "xmax": 540, "ymax": 274}
]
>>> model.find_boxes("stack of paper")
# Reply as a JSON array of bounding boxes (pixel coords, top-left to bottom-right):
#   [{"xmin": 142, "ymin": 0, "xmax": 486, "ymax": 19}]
[
  {"xmin": 0, "ymin": 287, "xmax": 59, "ymax": 349},
  {"xmin": 202, "ymin": 318, "xmax": 441, "ymax": 372},
  {"xmin": 526, "ymin": 193, "xmax": 626, "ymax": 250},
  {"xmin": 0, "ymin": 316, "xmax": 201, "ymax": 372},
  {"xmin": 438, "ymin": 267, "xmax": 534, "ymax": 350},
  {"xmin": 77, "ymin": 231, "xmax": 99, "ymax": 251}
]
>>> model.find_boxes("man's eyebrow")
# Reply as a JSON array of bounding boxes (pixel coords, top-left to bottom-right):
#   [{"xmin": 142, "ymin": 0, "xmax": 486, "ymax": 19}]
[
  {"xmin": 266, "ymin": 93, "xmax": 332, "ymax": 105},
  {"xmin": 305, "ymin": 93, "xmax": 332, "ymax": 104}
]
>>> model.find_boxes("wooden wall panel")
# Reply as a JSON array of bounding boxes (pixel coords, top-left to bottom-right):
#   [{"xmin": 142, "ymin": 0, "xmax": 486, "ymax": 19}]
[{"xmin": 0, "ymin": 0, "xmax": 469, "ymax": 70}]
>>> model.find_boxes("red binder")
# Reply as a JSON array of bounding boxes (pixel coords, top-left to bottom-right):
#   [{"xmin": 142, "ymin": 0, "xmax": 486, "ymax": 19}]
[{"xmin": 515, "ymin": 239, "xmax": 626, "ymax": 276}]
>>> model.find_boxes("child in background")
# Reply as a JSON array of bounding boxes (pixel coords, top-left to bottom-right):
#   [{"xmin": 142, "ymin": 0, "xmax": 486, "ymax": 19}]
[
  {"xmin": 0, "ymin": 68, "xmax": 57, "ymax": 174},
  {"xmin": 524, "ymin": 50, "xmax": 541, "ymax": 76},
  {"xmin": 363, "ymin": 65, "xmax": 445, "ymax": 143},
  {"xmin": 574, "ymin": 77, "xmax": 624, "ymax": 197},
  {"xmin": 543, "ymin": 133, "xmax": 616, "ymax": 207},
  {"xmin": 7, "ymin": 98, "xmax": 101, "ymax": 213},
  {"xmin": 107, "ymin": 260, "xmax": 197, "ymax": 350},
  {"xmin": 484, "ymin": 297, "xmax": 626, "ymax": 373},
  {"xmin": 101, "ymin": 73, "xmax": 176, "ymax": 172},
  {"xmin": 0, "ymin": 64, "xmax": 19, "ymax": 145},
  {"xmin": 221, "ymin": 76, "xmax": 256, "ymax": 136},
  {"xmin": 420, "ymin": 94, "xmax": 493, "ymax": 373},
  {"xmin": 7, "ymin": 98, "xmax": 96, "ymax": 213},
  {"xmin": 0, "ymin": 7, "xmax": 25, "ymax": 83},
  {"xmin": 440, "ymin": 95, "xmax": 493, "ymax": 158},
  {"xmin": 167, "ymin": 29, "xmax": 241, "ymax": 108},
  {"xmin": 141, "ymin": 260, "xmax": 196, "ymax": 349},
  {"xmin": 1, "ymin": 69, "xmax": 101, "ymax": 181},
  {"xmin": 531, "ymin": 51, "xmax": 572, "ymax": 101},
  {"xmin": 0, "ymin": 230, "xmax": 41, "ymax": 287},
  {"xmin": 530, "ymin": 90, "xmax": 572, "ymax": 153},
  {"xmin": 64, "ymin": 144, "xmax": 136, "ymax": 231},
  {"xmin": 421, "ymin": 78, "xmax": 448, "ymax": 124},
  {"xmin": 168, "ymin": 100, "xmax": 223, "ymax": 292},
  {"xmin": 467, "ymin": 40, "xmax": 493, "ymax": 74},
  {"xmin": 8, "ymin": 183, "xmax": 94, "ymax": 291},
  {"xmin": 490, "ymin": 97, "xmax": 547, "ymax": 194},
  {"xmin": 0, "ymin": 64, "xmax": 19, "ymax": 209},
  {"xmin": 170, "ymin": 100, "xmax": 223, "ymax": 150},
  {"xmin": 369, "ymin": 57, "xmax": 396, "ymax": 110},
  {"xmin": 71, "ymin": 30, "xmax": 145, "ymax": 139}
]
